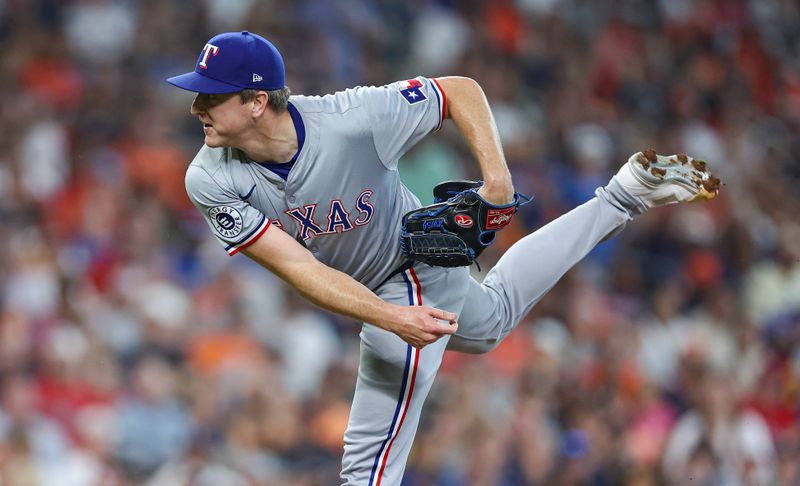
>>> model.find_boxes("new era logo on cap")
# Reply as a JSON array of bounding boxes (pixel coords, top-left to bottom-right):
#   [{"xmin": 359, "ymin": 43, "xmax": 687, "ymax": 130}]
[{"xmin": 166, "ymin": 31, "xmax": 285, "ymax": 94}]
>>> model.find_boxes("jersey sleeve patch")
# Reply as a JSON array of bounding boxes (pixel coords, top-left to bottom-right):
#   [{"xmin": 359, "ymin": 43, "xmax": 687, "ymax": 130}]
[
  {"xmin": 209, "ymin": 206, "xmax": 244, "ymax": 238},
  {"xmin": 398, "ymin": 79, "xmax": 428, "ymax": 105}
]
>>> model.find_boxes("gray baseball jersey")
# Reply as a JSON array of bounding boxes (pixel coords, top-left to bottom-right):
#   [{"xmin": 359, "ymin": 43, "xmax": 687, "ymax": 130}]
[
  {"xmin": 185, "ymin": 76, "xmax": 446, "ymax": 290},
  {"xmin": 184, "ymin": 76, "xmax": 633, "ymax": 485}
]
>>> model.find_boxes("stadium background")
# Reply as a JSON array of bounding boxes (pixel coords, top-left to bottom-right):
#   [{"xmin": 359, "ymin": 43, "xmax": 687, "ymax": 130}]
[{"xmin": 0, "ymin": 0, "xmax": 799, "ymax": 484}]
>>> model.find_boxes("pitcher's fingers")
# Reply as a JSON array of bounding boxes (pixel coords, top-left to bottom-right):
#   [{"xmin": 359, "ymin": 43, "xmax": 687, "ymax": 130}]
[
  {"xmin": 427, "ymin": 307, "xmax": 458, "ymax": 325},
  {"xmin": 410, "ymin": 333, "xmax": 439, "ymax": 349},
  {"xmin": 430, "ymin": 321, "xmax": 459, "ymax": 336}
]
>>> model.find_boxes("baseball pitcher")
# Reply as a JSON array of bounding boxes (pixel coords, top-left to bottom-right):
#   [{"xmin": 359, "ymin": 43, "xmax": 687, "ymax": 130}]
[{"xmin": 167, "ymin": 31, "xmax": 719, "ymax": 485}]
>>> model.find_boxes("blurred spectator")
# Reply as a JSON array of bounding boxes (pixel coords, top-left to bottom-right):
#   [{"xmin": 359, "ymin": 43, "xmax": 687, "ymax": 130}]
[
  {"xmin": 662, "ymin": 369, "xmax": 777, "ymax": 485},
  {"xmin": 63, "ymin": 0, "xmax": 136, "ymax": 65},
  {"xmin": 115, "ymin": 354, "xmax": 191, "ymax": 478}
]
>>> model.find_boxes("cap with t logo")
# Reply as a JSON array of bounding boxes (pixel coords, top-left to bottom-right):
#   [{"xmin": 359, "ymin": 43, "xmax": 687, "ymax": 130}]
[{"xmin": 167, "ymin": 31, "xmax": 285, "ymax": 94}]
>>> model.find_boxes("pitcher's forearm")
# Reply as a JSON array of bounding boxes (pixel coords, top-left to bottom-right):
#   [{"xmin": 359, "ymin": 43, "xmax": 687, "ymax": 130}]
[
  {"xmin": 246, "ymin": 246, "xmax": 395, "ymax": 328},
  {"xmin": 240, "ymin": 225, "xmax": 457, "ymax": 348},
  {"xmin": 436, "ymin": 76, "xmax": 512, "ymax": 200},
  {"xmin": 288, "ymin": 260, "xmax": 396, "ymax": 328}
]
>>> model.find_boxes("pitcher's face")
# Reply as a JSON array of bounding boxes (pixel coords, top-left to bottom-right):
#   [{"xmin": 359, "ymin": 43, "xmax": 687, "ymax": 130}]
[{"xmin": 191, "ymin": 92, "xmax": 251, "ymax": 148}]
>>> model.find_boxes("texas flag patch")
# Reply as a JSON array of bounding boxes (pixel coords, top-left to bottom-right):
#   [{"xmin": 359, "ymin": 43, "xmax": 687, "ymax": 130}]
[{"xmin": 399, "ymin": 79, "xmax": 427, "ymax": 104}]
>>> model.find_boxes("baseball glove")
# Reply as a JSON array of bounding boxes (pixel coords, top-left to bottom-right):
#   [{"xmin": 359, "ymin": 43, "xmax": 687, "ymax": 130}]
[{"xmin": 400, "ymin": 180, "xmax": 531, "ymax": 268}]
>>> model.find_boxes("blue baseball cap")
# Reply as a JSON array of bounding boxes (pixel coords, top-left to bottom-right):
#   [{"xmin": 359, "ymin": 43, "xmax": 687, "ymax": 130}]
[{"xmin": 167, "ymin": 31, "xmax": 285, "ymax": 94}]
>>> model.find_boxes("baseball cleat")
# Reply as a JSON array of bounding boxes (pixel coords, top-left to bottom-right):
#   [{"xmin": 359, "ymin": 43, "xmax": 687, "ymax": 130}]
[{"xmin": 613, "ymin": 149, "xmax": 721, "ymax": 208}]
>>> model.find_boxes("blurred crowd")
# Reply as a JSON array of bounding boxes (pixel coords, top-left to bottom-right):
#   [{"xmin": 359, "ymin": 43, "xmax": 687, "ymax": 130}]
[{"xmin": 0, "ymin": 0, "xmax": 798, "ymax": 485}]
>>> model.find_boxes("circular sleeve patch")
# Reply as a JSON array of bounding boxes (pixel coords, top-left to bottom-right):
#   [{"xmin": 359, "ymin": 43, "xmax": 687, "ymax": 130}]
[{"xmin": 209, "ymin": 206, "xmax": 243, "ymax": 238}]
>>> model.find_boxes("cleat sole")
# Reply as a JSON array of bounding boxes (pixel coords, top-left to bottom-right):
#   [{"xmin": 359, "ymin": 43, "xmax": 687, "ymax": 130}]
[{"xmin": 629, "ymin": 149, "xmax": 720, "ymax": 202}]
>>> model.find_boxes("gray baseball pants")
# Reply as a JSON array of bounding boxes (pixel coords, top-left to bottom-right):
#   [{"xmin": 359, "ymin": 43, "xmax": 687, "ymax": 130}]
[{"xmin": 340, "ymin": 192, "xmax": 630, "ymax": 485}]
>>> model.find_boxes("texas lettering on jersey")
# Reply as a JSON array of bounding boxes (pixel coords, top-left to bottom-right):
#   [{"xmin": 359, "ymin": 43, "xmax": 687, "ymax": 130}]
[{"xmin": 280, "ymin": 189, "xmax": 375, "ymax": 240}]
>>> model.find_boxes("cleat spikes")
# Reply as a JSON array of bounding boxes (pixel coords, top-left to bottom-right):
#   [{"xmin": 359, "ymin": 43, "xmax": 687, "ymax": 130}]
[
  {"xmin": 612, "ymin": 150, "xmax": 721, "ymax": 209},
  {"xmin": 691, "ymin": 160, "xmax": 707, "ymax": 172},
  {"xmin": 636, "ymin": 153, "xmax": 650, "ymax": 170},
  {"xmin": 651, "ymin": 167, "xmax": 667, "ymax": 178}
]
